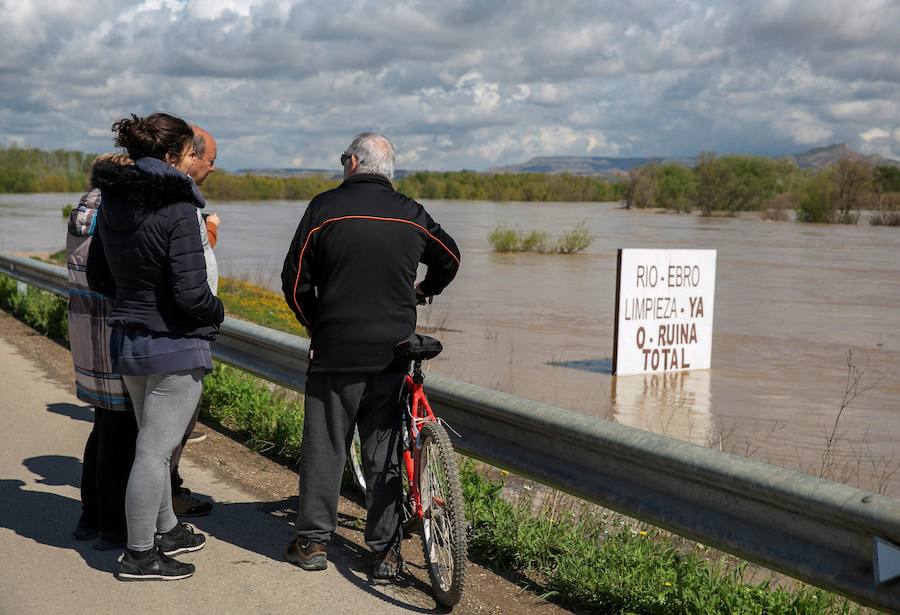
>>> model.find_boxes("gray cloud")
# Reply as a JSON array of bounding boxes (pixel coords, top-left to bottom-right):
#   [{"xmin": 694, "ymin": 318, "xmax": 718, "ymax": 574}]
[{"xmin": 1, "ymin": 0, "xmax": 899, "ymax": 170}]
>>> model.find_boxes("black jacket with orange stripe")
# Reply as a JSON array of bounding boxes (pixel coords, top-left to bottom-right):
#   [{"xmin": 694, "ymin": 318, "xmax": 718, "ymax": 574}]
[{"xmin": 281, "ymin": 174, "xmax": 461, "ymax": 374}]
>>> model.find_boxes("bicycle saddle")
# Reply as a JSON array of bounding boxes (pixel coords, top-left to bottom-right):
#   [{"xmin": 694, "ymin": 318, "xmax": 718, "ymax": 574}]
[{"xmin": 394, "ymin": 333, "xmax": 443, "ymax": 362}]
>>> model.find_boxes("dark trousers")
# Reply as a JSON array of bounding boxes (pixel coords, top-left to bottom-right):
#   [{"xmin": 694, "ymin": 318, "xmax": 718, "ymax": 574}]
[
  {"xmin": 80, "ymin": 407, "xmax": 138, "ymax": 533},
  {"xmin": 296, "ymin": 372, "xmax": 404, "ymax": 552}
]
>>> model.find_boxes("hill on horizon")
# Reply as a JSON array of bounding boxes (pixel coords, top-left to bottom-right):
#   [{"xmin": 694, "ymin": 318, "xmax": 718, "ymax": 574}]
[
  {"xmin": 233, "ymin": 167, "xmax": 414, "ymax": 179},
  {"xmin": 487, "ymin": 143, "xmax": 900, "ymax": 177},
  {"xmin": 237, "ymin": 144, "xmax": 899, "ymax": 179}
]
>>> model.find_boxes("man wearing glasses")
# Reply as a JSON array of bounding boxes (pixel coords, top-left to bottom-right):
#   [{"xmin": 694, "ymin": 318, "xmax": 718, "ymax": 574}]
[{"xmin": 281, "ymin": 133, "xmax": 460, "ymax": 582}]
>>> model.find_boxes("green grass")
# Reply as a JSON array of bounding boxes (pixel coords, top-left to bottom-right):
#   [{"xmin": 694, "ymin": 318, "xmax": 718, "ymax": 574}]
[
  {"xmin": 0, "ymin": 270, "xmax": 865, "ymax": 614},
  {"xmin": 218, "ymin": 277, "xmax": 307, "ymax": 337},
  {"xmin": 463, "ymin": 467, "xmax": 858, "ymax": 614},
  {"xmin": 201, "ymin": 363, "xmax": 304, "ymax": 460},
  {"xmin": 0, "ymin": 275, "xmax": 69, "ymax": 340}
]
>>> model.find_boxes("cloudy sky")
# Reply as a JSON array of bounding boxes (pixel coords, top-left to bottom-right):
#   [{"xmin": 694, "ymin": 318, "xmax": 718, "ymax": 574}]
[{"xmin": 2, "ymin": 0, "xmax": 899, "ymax": 171}]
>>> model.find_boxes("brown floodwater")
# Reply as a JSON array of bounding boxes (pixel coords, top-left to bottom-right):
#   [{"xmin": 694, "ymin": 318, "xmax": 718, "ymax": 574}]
[{"xmin": 4, "ymin": 193, "xmax": 899, "ymax": 495}]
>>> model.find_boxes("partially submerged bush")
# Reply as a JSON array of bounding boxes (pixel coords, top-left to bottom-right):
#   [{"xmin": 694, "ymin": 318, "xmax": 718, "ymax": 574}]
[
  {"xmin": 870, "ymin": 212, "xmax": 900, "ymax": 226},
  {"xmin": 759, "ymin": 194, "xmax": 791, "ymax": 222},
  {"xmin": 487, "ymin": 222, "xmax": 593, "ymax": 254},
  {"xmin": 556, "ymin": 222, "xmax": 593, "ymax": 254},
  {"xmin": 487, "ymin": 226, "xmax": 521, "ymax": 253},
  {"xmin": 869, "ymin": 193, "xmax": 900, "ymax": 226},
  {"xmin": 794, "ymin": 174, "xmax": 834, "ymax": 223},
  {"xmin": 520, "ymin": 230, "xmax": 551, "ymax": 253}
]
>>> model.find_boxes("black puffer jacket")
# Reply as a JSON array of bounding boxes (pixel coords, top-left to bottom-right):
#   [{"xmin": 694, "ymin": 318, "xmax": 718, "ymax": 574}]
[{"xmin": 87, "ymin": 157, "xmax": 224, "ymax": 339}]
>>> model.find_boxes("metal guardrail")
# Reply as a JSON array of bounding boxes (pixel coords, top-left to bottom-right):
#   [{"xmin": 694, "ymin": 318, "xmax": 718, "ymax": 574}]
[{"xmin": 2, "ymin": 251, "xmax": 899, "ymax": 612}]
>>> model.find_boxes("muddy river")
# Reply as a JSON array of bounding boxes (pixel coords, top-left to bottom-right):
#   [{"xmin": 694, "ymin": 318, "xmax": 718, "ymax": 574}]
[{"xmin": 3, "ymin": 192, "xmax": 898, "ymax": 495}]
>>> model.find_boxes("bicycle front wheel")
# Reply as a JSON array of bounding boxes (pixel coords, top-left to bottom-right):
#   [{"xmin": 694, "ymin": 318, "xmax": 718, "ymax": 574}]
[
  {"xmin": 348, "ymin": 426, "xmax": 366, "ymax": 495},
  {"xmin": 350, "ymin": 426, "xmax": 417, "ymax": 532},
  {"xmin": 418, "ymin": 421, "xmax": 467, "ymax": 607}
]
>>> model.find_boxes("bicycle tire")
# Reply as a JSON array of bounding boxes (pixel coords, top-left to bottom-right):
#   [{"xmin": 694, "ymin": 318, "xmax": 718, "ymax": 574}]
[
  {"xmin": 348, "ymin": 426, "xmax": 366, "ymax": 495},
  {"xmin": 417, "ymin": 421, "xmax": 467, "ymax": 607}
]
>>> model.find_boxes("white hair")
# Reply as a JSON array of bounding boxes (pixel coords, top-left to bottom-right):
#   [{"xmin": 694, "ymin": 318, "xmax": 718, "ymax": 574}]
[{"xmin": 346, "ymin": 132, "xmax": 395, "ymax": 179}]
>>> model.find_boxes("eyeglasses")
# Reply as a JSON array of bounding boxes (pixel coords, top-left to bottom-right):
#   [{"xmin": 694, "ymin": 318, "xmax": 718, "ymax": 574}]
[{"xmin": 340, "ymin": 152, "xmax": 353, "ymax": 166}]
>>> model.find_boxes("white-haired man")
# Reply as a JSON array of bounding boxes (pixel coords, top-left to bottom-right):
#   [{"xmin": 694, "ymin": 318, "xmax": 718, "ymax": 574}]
[
  {"xmin": 281, "ymin": 133, "xmax": 460, "ymax": 581},
  {"xmin": 168, "ymin": 125, "xmax": 220, "ymax": 517}
]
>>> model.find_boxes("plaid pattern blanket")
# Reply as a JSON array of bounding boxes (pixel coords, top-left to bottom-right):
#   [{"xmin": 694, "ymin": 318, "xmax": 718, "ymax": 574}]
[{"xmin": 66, "ymin": 189, "xmax": 132, "ymax": 411}]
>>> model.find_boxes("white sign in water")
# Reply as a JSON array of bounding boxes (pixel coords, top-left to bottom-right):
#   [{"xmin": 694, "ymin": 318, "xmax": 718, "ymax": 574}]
[{"xmin": 613, "ymin": 249, "xmax": 716, "ymax": 376}]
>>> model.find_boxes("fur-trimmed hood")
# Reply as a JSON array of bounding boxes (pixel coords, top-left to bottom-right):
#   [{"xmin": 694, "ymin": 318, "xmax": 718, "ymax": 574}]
[{"xmin": 91, "ymin": 156, "xmax": 205, "ymax": 232}]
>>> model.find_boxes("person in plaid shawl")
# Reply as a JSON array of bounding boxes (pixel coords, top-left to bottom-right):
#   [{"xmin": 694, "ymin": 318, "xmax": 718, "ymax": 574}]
[{"xmin": 67, "ymin": 153, "xmax": 138, "ymax": 550}]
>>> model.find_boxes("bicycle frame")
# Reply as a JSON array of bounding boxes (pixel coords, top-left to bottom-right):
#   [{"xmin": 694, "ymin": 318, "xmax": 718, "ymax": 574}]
[{"xmin": 402, "ymin": 362, "xmax": 438, "ymax": 521}]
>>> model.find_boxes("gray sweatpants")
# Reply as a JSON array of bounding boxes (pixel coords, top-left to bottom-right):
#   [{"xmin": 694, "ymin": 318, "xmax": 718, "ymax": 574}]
[
  {"xmin": 296, "ymin": 372, "xmax": 405, "ymax": 552},
  {"xmin": 122, "ymin": 370, "xmax": 205, "ymax": 551}
]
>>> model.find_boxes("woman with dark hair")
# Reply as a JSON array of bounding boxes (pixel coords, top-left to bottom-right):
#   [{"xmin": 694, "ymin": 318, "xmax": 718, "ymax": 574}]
[{"xmin": 87, "ymin": 112, "xmax": 224, "ymax": 581}]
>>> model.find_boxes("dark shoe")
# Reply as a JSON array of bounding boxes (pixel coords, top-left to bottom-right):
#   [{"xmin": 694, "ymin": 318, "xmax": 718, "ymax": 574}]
[
  {"xmin": 371, "ymin": 545, "xmax": 404, "ymax": 584},
  {"xmin": 117, "ymin": 547, "xmax": 194, "ymax": 582},
  {"xmin": 156, "ymin": 522, "xmax": 206, "ymax": 556},
  {"xmin": 72, "ymin": 514, "xmax": 98, "ymax": 541},
  {"xmin": 94, "ymin": 530, "xmax": 127, "ymax": 551},
  {"xmin": 186, "ymin": 430, "xmax": 207, "ymax": 444},
  {"xmin": 285, "ymin": 538, "xmax": 327, "ymax": 571},
  {"xmin": 173, "ymin": 488, "xmax": 213, "ymax": 517}
]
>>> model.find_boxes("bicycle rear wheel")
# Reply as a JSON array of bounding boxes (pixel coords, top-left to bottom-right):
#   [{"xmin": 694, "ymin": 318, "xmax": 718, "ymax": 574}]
[{"xmin": 418, "ymin": 421, "xmax": 467, "ymax": 607}]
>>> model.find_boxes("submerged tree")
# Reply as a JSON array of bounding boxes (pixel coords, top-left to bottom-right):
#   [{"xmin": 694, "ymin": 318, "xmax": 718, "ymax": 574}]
[{"xmin": 829, "ymin": 157, "xmax": 873, "ymax": 224}]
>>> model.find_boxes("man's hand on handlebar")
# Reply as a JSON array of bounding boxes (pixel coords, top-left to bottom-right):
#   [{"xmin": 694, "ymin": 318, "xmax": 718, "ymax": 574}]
[{"xmin": 414, "ymin": 282, "xmax": 433, "ymax": 305}]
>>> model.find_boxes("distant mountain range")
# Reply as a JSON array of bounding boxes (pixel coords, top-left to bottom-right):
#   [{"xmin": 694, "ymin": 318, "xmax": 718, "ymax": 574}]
[
  {"xmin": 489, "ymin": 143, "xmax": 900, "ymax": 177},
  {"xmin": 237, "ymin": 144, "xmax": 899, "ymax": 178},
  {"xmin": 234, "ymin": 167, "xmax": 339, "ymax": 178},
  {"xmin": 233, "ymin": 167, "xmax": 414, "ymax": 179},
  {"xmin": 785, "ymin": 143, "xmax": 898, "ymax": 170}
]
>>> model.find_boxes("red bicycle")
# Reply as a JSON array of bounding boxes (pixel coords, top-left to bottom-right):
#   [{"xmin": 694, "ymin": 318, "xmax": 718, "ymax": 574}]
[{"xmin": 350, "ymin": 333, "xmax": 468, "ymax": 607}]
